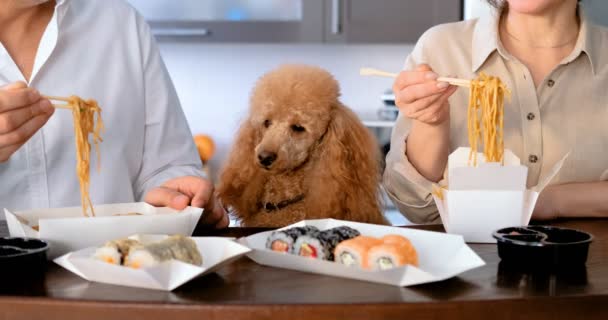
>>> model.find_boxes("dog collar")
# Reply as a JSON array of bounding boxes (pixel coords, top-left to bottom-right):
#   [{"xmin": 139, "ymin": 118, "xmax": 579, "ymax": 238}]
[{"xmin": 258, "ymin": 194, "xmax": 306, "ymax": 212}]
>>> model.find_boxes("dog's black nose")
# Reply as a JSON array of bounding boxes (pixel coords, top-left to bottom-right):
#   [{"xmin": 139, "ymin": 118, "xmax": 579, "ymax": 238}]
[{"xmin": 258, "ymin": 151, "xmax": 277, "ymax": 167}]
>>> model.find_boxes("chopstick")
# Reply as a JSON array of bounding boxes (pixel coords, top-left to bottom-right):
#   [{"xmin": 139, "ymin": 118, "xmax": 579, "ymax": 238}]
[
  {"xmin": 44, "ymin": 95, "xmax": 73, "ymax": 109},
  {"xmin": 359, "ymin": 67, "xmax": 471, "ymax": 87}
]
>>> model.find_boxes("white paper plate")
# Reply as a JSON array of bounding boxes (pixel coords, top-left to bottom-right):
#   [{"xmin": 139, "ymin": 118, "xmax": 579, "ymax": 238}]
[
  {"xmin": 4, "ymin": 202, "xmax": 203, "ymax": 258},
  {"xmin": 55, "ymin": 235, "xmax": 251, "ymax": 291},
  {"xmin": 239, "ymin": 219, "xmax": 485, "ymax": 287}
]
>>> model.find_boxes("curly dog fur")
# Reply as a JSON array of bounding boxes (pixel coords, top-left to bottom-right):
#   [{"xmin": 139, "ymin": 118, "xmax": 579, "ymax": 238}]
[{"xmin": 218, "ymin": 64, "xmax": 387, "ymax": 227}]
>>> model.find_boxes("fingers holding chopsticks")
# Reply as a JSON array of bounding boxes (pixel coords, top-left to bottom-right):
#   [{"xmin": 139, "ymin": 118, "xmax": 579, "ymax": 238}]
[
  {"xmin": 0, "ymin": 81, "xmax": 54, "ymax": 162},
  {"xmin": 392, "ymin": 64, "xmax": 458, "ymax": 125}
]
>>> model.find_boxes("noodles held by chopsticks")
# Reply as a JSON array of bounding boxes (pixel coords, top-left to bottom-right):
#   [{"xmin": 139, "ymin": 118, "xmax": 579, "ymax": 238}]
[
  {"xmin": 467, "ymin": 73, "xmax": 510, "ymax": 166},
  {"xmin": 69, "ymin": 96, "xmax": 104, "ymax": 217}
]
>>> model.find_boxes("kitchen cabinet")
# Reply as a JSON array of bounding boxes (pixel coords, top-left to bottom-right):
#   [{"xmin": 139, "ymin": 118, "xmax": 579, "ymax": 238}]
[
  {"xmin": 126, "ymin": 0, "xmax": 324, "ymax": 42},
  {"xmin": 127, "ymin": 0, "xmax": 462, "ymax": 43},
  {"xmin": 325, "ymin": 0, "xmax": 462, "ymax": 43}
]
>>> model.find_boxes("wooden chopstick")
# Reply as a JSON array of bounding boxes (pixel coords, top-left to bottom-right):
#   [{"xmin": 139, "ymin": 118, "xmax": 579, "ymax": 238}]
[
  {"xmin": 43, "ymin": 95, "xmax": 73, "ymax": 109},
  {"xmin": 359, "ymin": 67, "xmax": 399, "ymax": 78},
  {"xmin": 437, "ymin": 77, "xmax": 471, "ymax": 87},
  {"xmin": 359, "ymin": 67, "xmax": 471, "ymax": 87}
]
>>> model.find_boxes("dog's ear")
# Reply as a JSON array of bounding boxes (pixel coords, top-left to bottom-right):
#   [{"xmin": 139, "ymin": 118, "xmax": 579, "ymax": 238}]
[
  {"xmin": 308, "ymin": 103, "xmax": 385, "ymax": 224},
  {"xmin": 217, "ymin": 118, "xmax": 262, "ymax": 219}
]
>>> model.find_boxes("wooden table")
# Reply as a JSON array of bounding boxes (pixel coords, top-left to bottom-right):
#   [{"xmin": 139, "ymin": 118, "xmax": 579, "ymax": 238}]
[{"xmin": 1, "ymin": 219, "xmax": 607, "ymax": 320}]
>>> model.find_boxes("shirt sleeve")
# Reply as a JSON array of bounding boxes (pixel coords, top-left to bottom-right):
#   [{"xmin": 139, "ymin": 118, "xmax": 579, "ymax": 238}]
[
  {"xmin": 382, "ymin": 32, "xmax": 445, "ymax": 224},
  {"xmin": 131, "ymin": 13, "xmax": 205, "ymax": 201}
]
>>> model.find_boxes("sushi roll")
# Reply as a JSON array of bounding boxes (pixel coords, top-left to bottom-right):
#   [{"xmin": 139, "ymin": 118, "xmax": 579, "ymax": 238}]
[
  {"xmin": 381, "ymin": 234, "xmax": 413, "ymax": 247},
  {"xmin": 93, "ymin": 238, "xmax": 140, "ymax": 265},
  {"xmin": 293, "ymin": 226, "xmax": 360, "ymax": 261},
  {"xmin": 334, "ymin": 236, "xmax": 382, "ymax": 269},
  {"xmin": 265, "ymin": 226, "xmax": 319, "ymax": 253},
  {"xmin": 367, "ymin": 240, "xmax": 418, "ymax": 271},
  {"xmin": 124, "ymin": 235, "xmax": 202, "ymax": 269}
]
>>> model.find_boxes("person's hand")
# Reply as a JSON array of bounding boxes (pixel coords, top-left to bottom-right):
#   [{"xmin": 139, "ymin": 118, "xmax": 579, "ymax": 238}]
[
  {"xmin": 393, "ymin": 64, "xmax": 458, "ymax": 125},
  {"xmin": 0, "ymin": 81, "xmax": 54, "ymax": 162},
  {"xmin": 532, "ymin": 185, "xmax": 560, "ymax": 220},
  {"xmin": 144, "ymin": 176, "xmax": 229, "ymax": 229}
]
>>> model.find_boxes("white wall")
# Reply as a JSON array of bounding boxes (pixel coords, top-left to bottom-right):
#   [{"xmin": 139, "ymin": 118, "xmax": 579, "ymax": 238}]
[{"xmin": 157, "ymin": 43, "xmax": 414, "ymax": 180}]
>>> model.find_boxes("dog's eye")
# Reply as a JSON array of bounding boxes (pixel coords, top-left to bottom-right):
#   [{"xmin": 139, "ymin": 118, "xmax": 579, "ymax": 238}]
[
  {"xmin": 264, "ymin": 119, "xmax": 271, "ymax": 128},
  {"xmin": 291, "ymin": 124, "xmax": 306, "ymax": 133}
]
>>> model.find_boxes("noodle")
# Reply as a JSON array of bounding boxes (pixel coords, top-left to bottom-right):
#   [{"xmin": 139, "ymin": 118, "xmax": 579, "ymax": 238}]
[
  {"xmin": 467, "ymin": 73, "xmax": 510, "ymax": 166},
  {"xmin": 69, "ymin": 96, "xmax": 104, "ymax": 217}
]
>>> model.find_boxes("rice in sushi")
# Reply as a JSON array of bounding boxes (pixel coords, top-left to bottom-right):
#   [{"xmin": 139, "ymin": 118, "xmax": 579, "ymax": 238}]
[
  {"xmin": 124, "ymin": 235, "xmax": 202, "ymax": 269},
  {"xmin": 265, "ymin": 226, "xmax": 319, "ymax": 253},
  {"xmin": 93, "ymin": 238, "xmax": 141, "ymax": 265},
  {"xmin": 293, "ymin": 226, "xmax": 360, "ymax": 261}
]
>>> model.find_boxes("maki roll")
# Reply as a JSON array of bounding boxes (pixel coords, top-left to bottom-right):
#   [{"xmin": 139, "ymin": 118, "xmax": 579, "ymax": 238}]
[
  {"xmin": 93, "ymin": 238, "xmax": 140, "ymax": 265},
  {"xmin": 334, "ymin": 236, "xmax": 382, "ymax": 269},
  {"xmin": 293, "ymin": 226, "xmax": 360, "ymax": 261},
  {"xmin": 368, "ymin": 239, "xmax": 418, "ymax": 270},
  {"xmin": 124, "ymin": 235, "xmax": 202, "ymax": 269},
  {"xmin": 266, "ymin": 226, "xmax": 319, "ymax": 253}
]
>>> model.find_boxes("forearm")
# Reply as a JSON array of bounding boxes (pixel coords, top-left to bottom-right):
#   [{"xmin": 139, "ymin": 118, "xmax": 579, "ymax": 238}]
[
  {"xmin": 553, "ymin": 181, "xmax": 608, "ymax": 218},
  {"xmin": 406, "ymin": 120, "xmax": 450, "ymax": 182}
]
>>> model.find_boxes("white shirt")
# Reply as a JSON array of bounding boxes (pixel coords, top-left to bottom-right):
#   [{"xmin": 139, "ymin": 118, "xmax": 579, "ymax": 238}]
[{"xmin": 0, "ymin": 0, "xmax": 204, "ymax": 214}]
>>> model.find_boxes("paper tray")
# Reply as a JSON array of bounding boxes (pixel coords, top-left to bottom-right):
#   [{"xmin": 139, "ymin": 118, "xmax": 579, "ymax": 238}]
[
  {"xmin": 239, "ymin": 219, "xmax": 485, "ymax": 287},
  {"xmin": 54, "ymin": 234, "xmax": 251, "ymax": 291},
  {"xmin": 4, "ymin": 202, "xmax": 203, "ymax": 258}
]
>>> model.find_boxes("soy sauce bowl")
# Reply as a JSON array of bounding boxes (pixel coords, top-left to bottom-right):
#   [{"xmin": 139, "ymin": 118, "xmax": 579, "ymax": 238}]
[
  {"xmin": 493, "ymin": 226, "xmax": 593, "ymax": 268},
  {"xmin": 0, "ymin": 237, "xmax": 49, "ymax": 279}
]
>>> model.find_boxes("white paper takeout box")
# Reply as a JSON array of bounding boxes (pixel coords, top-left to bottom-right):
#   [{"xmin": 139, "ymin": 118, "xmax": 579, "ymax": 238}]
[
  {"xmin": 432, "ymin": 147, "xmax": 567, "ymax": 243},
  {"xmin": 4, "ymin": 202, "xmax": 203, "ymax": 258},
  {"xmin": 239, "ymin": 219, "xmax": 485, "ymax": 287},
  {"xmin": 54, "ymin": 234, "xmax": 251, "ymax": 291}
]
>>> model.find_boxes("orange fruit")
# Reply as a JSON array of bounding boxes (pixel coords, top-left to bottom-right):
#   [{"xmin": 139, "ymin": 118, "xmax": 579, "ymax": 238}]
[{"xmin": 193, "ymin": 134, "xmax": 215, "ymax": 162}]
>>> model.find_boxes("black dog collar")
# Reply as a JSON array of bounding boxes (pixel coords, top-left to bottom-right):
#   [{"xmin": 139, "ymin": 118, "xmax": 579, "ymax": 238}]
[{"xmin": 257, "ymin": 194, "xmax": 306, "ymax": 212}]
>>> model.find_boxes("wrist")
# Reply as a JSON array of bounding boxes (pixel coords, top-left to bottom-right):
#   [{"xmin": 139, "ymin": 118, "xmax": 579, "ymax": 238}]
[{"xmin": 411, "ymin": 119, "xmax": 450, "ymax": 139}]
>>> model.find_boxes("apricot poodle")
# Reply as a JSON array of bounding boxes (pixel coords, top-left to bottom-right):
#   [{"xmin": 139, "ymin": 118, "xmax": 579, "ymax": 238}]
[{"xmin": 218, "ymin": 64, "xmax": 387, "ymax": 227}]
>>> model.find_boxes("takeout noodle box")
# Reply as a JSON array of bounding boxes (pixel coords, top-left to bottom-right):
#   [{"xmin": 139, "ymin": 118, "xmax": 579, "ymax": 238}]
[
  {"xmin": 432, "ymin": 147, "xmax": 568, "ymax": 243},
  {"xmin": 239, "ymin": 219, "xmax": 485, "ymax": 287},
  {"xmin": 54, "ymin": 234, "xmax": 251, "ymax": 291},
  {"xmin": 4, "ymin": 202, "xmax": 203, "ymax": 258}
]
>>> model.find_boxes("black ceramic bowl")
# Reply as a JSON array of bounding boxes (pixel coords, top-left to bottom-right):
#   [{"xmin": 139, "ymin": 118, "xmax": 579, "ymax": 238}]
[
  {"xmin": 493, "ymin": 226, "xmax": 593, "ymax": 268},
  {"xmin": 0, "ymin": 237, "xmax": 49, "ymax": 280}
]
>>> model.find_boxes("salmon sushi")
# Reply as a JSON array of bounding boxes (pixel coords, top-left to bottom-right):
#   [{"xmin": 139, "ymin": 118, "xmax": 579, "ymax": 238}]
[
  {"xmin": 334, "ymin": 236, "xmax": 382, "ymax": 269},
  {"xmin": 367, "ymin": 242, "xmax": 418, "ymax": 270}
]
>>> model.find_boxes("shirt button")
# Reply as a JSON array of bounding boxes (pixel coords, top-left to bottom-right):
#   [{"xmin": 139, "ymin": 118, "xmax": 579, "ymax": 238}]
[
  {"xmin": 527, "ymin": 113, "xmax": 535, "ymax": 120},
  {"xmin": 529, "ymin": 154, "xmax": 539, "ymax": 163},
  {"xmin": 547, "ymin": 79, "xmax": 555, "ymax": 87}
]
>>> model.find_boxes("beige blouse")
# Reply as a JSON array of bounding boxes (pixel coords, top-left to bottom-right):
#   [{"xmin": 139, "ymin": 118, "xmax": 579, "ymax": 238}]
[{"xmin": 383, "ymin": 10, "xmax": 608, "ymax": 224}]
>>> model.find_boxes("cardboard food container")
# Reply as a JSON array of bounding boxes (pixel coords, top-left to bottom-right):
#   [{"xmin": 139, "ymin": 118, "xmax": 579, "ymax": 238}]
[
  {"xmin": 432, "ymin": 147, "xmax": 567, "ymax": 243},
  {"xmin": 54, "ymin": 234, "xmax": 251, "ymax": 291},
  {"xmin": 239, "ymin": 219, "xmax": 485, "ymax": 287},
  {"xmin": 4, "ymin": 202, "xmax": 203, "ymax": 258}
]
